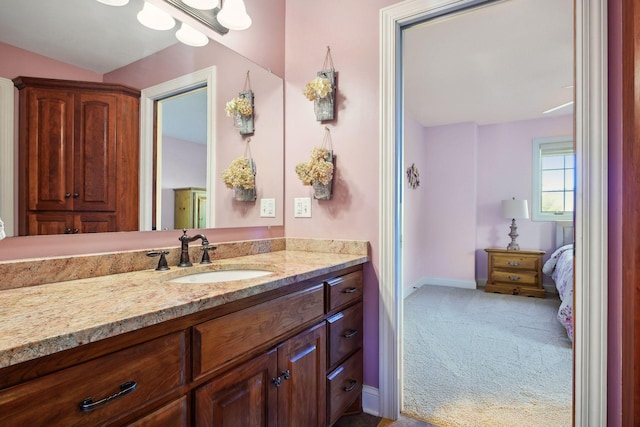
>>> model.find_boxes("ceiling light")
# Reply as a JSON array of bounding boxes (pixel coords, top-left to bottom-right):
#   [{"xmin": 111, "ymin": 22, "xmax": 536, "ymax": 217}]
[
  {"xmin": 137, "ymin": 2, "xmax": 176, "ymax": 31},
  {"xmin": 542, "ymin": 101, "xmax": 574, "ymax": 115},
  {"xmin": 96, "ymin": 0, "xmax": 130, "ymax": 5},
  {"xmin": 182, "ymin": 0, "xmax": 218, "ymax": 10},
  {"xmin": 176, "ymin": 22, "xmax": 209, "ymax": 46},
  {"xmin": 217, "ymin": 0, "xmax": 252, "ymax": 30}
]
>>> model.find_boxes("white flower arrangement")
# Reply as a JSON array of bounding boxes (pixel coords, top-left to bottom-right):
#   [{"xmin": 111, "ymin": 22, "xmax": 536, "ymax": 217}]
[
  {"xmin": 225, "ymin": 96, "xmax": 253, "ymax": 117},
  {"xmin": 303, "ymin": 76, "xmax": 333, "ymax": 101},
  {"xmin": 221, "ymin": 156, "xmax": 255, "ymax": 189},
  {"xmin": 295, "ymin": 147, "xmax": 334, "ymax": 186}
]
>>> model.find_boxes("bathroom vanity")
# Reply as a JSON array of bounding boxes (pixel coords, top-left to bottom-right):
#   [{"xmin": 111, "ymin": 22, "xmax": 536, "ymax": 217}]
[{"xmin": 0, "ymin": 240, "xmax": 367, "ymax": 426}]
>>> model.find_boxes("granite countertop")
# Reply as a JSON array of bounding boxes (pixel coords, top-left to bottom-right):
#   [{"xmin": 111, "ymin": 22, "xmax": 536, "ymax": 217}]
[{"xmin": 0, "ymin": 248, "xmax": 368, "ymax": 369}]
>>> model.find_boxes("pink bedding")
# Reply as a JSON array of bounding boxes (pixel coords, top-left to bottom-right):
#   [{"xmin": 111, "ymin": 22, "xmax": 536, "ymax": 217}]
[{"xmin": 542, "ymin": 244, "xmax": 574, "ymax": 341}]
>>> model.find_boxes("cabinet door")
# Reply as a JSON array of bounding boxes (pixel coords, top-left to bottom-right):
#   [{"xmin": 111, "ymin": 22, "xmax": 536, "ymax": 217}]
[
  {"xmin": 24, "ymin": 88, "xmax": 74, "ymax": 211},
  {"xmin": 27, "ymin": 212, "xmax": 72, "ymax": 235},
  {"xmin": 74, "ymin": 92, "xmax": 117, "ymax": 212},
  {"xmin": 277, "ymin": 323, "xmax": 326, "ymax": 427},
  {"xmin": 75, "ymin": 213, "xmax": 116, "ymax": 233},
  {"xmin": 194, "ymin": 350, "xmax": 278, "ymax": 427}
]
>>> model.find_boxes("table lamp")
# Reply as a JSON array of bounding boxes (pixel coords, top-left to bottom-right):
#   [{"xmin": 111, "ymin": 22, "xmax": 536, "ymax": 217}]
[{"xmin": 501, "ymin": 197, "xmax": 529, "ymax": 250}]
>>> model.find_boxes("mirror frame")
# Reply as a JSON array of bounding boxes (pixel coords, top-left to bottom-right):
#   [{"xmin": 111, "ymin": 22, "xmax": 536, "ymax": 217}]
[{"xmin": 139, "ymin": 66, "xmax": 217, "ymax": 230}]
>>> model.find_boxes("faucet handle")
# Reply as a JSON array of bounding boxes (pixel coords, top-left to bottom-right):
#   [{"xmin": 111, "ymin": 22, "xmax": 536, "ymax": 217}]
[
  {"xmin": 200, "ymin": 244, "xmax": 216, "ymax": 264},
  {"xmin": 147, "ymin": 251, "xmax": 170, "ymax": 271}
]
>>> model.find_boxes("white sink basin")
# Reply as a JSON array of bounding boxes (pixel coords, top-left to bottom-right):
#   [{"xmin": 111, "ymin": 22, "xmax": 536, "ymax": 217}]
[{"xmin": 169, "ymin": 269, "xmax": 273, "ymax": 284}]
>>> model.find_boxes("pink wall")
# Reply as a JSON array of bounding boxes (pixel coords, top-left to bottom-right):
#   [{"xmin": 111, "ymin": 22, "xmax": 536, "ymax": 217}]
[
  {"xmin": 423, "ymin": 122, "xmax": 478, "ymax": 283},
  {"xmin": 161, "ymin": 137, "xmax": 207, "ymax": 230},
  {"xmin": 0, "ymin": 42, "xmax": 102, "ymax": 82},
  {"xmin": 402, "ymin": 114, "xmax": 429, "ymax": 295},
  {"xmin": 476, "ymin": 115, "xmax": 573, "ymax": 278},
  {"xmin": 284, "ymin": 0, "xmax": 398, "ymax": 389}
]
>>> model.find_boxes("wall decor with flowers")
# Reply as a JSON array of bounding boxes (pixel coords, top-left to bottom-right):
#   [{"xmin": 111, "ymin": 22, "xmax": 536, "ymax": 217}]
[
  {"xmin": 225, "ymin": 71, "xmax": 255, "ymax": 135},
  {"xmin": 406, "ymin": 163, "xmax": 420, "ymax": 189},
  {"xmin": 295, "ymin": 127, "xmax": 335, "ymax": 200},
  {"xmin": 303, "ymin": 46, "xmax": 336, "ymax": 121},
  {"xmin": 221, "ymin": 139, "xmax": 257, "ymax": 202}
]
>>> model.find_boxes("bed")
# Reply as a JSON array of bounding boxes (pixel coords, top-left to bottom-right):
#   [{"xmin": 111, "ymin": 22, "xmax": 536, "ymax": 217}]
[{"xmin": 542, "ymin": 222, "xmax": 574, "ymax": 341}]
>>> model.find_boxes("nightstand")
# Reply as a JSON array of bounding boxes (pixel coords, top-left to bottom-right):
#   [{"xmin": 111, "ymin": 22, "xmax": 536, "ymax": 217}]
[{"xmin": 484, "ymin": 248, "xmax": 546, "ymax": 298}]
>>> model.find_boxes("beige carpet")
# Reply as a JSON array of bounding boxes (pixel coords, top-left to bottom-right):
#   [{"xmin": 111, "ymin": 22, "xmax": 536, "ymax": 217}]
[{"xmin": 402, "ymin": 286, "xmax": 572, "ymax": 427}]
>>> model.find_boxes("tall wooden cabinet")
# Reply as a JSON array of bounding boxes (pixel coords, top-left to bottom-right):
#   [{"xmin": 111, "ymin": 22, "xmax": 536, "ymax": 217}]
[
  {"xmin": 13, "ymin": 77, "xmax": 140, "ymax": 235},
  {"xmin": 175, "ymin": 187, "xmax": 206, "ymax": 229}
]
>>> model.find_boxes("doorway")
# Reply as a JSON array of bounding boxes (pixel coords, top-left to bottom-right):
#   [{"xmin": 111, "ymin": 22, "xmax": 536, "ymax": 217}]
[{"xmin": 378, "ymin": 0, "xmax": 608, "ymax": 425}]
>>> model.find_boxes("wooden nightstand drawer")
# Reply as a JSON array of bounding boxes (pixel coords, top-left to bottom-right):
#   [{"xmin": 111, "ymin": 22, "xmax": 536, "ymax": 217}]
[
  {"xmin": 485, "ymin": 248, "xmax": 545, "ymax": 298},
  {"xmin": 492, "ymin": 270, "xmax": 538, "ymax": 286},
  {"xmin": 492, "ymin": 254, "xmax": 540, "ymax": 270}
]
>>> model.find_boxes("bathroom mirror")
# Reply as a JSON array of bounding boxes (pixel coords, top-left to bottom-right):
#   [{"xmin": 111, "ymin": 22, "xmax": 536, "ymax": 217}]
[{"xmin": 0, "ymin": 0, "xmax": 284, "ymax": 236}]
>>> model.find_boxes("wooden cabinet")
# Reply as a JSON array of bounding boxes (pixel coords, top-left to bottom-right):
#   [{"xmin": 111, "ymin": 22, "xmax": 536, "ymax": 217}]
[
  {"xmin": 324, "ymin": 271, "xmax": 364, "ymax": 426},
  {"xmin": 485, "ymin": 248, "xmax": 546, "ymax": 298},
  {"xmin": 13, "ymin": 76, "xmax": 140, "ymax": 235},
  {"xmin": 0, "ymin": 331, "xmax": 186, "ymax": 426},
  {"xmin": 0, "ymin": 266, "xmax": 364, "ymax": 426},
  {"xmin": 195, "ymin": 323, "xmax": 326, "ymax": 427},
  {"xmin": 174, "ymin": 187, "xmax": 207, "ymax": 230}
]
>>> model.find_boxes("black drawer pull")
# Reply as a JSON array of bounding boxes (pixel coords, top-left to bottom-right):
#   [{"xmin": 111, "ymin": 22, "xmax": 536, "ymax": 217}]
[
  {"xmin": 508, "ymin": 275, "xmax": 521, "ymax": 281},
  {"xmin": 344, "ymin": 380, "xmax": 357, "ymax": 392},
  {"xmin": 342, "ymin": 287, "xmax": 357, "ymax": 294},
  {"xmin": 506, "ymin": 261, "xmax": 521, "ymax": 266},
  {"xmin": 79, "ymin": 381, "xmax": 137, "ymax": 412},
  {"xmin": 343, "ymin": 329, "xmax": 358, "ymax": 338}
]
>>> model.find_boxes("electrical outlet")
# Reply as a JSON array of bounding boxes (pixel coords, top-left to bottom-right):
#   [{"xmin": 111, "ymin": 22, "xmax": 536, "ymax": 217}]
[
  {"xmin": 260, "ymin": 198, "xmax": 276, "ymax": 218},
  {"xmin": 294, "ymin": 197, "xmax": 311, "ymax": 218}
]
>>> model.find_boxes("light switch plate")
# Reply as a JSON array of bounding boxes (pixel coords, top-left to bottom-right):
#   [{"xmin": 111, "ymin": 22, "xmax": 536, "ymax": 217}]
[
  {"xmin": 260, "ymin": 198, "xmax": 276, "ymax": 218},
  {"xmin": 294, "ymin": 197, "xmax": 311, "ymax": 218}
]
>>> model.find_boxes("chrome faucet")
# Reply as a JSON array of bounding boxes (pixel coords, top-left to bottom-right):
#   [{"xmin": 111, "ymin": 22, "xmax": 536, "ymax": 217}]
[{"xmin": 178, "ymin": 229, "xmax": 215, "ymax": 267}]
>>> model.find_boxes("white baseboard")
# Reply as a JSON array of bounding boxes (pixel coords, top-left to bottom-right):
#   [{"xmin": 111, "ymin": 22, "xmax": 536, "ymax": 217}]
[
  {"xmin": 404, "ymin": 276, "xmax": 476, "ymax": 298},
  {"xmin": 362, "ymin": 385, "xmax": 380, "ymax": 417}
]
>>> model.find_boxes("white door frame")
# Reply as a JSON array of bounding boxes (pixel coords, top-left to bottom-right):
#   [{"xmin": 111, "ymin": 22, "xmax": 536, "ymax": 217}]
[
  {"xmin": 0, "ymin": 77, "xmax": 14, "ymax": 236},
  {"xmin": 139, "ymin": 66, "xmax": 217, "ymax": 231},
  {"xmin": 378, "ymin": 1, "xmax": 608, "ymax": 425}
]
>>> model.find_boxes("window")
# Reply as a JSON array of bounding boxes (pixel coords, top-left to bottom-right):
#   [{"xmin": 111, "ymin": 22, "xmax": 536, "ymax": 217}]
[{"xmin": 531, "ymin": 136, "xmax": 575, "ymax": 221}]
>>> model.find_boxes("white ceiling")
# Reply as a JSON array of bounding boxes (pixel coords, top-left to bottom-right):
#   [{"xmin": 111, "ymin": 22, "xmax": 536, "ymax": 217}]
[
  {"xmin": 0, "ymin": 0, "xmax": 573, "ymax": 128},
  {"xmin": 404, "ymin": 0, "xmax": 574, "ymax": 127}
]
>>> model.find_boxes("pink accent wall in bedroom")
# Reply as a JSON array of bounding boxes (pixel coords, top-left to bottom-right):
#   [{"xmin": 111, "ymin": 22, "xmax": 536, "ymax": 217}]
[{"xmin": 476, "ymin": 114, "xmax": 573, "ymax": 279}]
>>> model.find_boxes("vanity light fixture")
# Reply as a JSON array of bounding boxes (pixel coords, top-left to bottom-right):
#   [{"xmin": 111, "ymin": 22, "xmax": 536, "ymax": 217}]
[
  {"xmin": 137, "ymin": 1, "xmax": 176, "ymax": 31},
  {"xmin": 176, "ymin": 22, "xmax": 209, "ymax": 46},
  {"xmin": 182, "ymin": 0, "xmax": 218, "ymax": 10},
  {"xmin": 96, "ymin": 0, "xmax": 130, "ymax": 5},
  {"xmin": 501, "ymin": 197, "xmax": 529, "ymax": 251},
  {"xmin": 217, "ymin": 0, "xmax": 252, "ymax": 30}
]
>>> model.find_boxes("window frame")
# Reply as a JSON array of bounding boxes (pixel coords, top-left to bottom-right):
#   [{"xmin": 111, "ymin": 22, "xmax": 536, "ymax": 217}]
[{"xmin": 531, "ymin": 136, "xmax": 575, "ymax": 222}]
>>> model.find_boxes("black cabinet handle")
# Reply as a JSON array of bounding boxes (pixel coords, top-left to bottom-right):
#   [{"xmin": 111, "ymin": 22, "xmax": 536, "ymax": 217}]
[
  {"xmin": 79, "ymin": 381, "xmax": 137, "ymax": 412},
  {"xmin": 65, "ymin": 192, "xmax": 71, "ymax": 198},
  {"xmin": 271, "ymin": 377, "xmax": 282, "ymax": 388},
  {"xmin": 342, "ymin": 287, "xmax": 357, "ymax": 294},
  {"xmin": 344, "ymin": 380, "xmax": 357, "ymax": 392},
  {"xmin": 343, "ymin": 329, "xmax": 358, "ymax": 338},
  {"xmin": 64, "ymin": 228, "xmax": 72, "ymax": 234},
  {"xmin": 72, "ymin": 228, "xmax": 79, "ymax": 234},
  {"xmin": 281, "ymin": 369, "xmax": 291, "ymax": 380},
  {"xmin": 73, "ymin": 192, "xmax": 79, "ymax": 198}
]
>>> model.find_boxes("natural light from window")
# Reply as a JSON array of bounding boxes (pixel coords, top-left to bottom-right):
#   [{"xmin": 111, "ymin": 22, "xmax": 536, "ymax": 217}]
[{"xmin": 532, "ymin": 136, "xmax": 574, "ymax": 221}]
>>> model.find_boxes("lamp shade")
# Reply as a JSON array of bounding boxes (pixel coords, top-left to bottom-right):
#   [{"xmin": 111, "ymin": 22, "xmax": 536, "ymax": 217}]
[
  {"xmin": 137, "ymin": 2, "xmax": 176, "ymax": 31},
  {"xmin": 96, "ymin": 0, "xmax": 129, "ymax": 6},
  {"xmin": 217, "ymin": 0, "xmax": 252, "ymax": 30},
  {"xmin": 501, "ymin": 198, "xmax": 529, "ymax": 219},
  {"xmin": 176, "ymin": 22, "xmax": 209, "ymax": 46},
  {"xmin": 182, "ymin": 0, "xmax": 218, "ymax": 10}
]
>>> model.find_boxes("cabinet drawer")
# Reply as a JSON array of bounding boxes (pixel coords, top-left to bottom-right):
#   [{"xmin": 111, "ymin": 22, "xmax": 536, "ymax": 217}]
[
  {"xmin": 492, "ymin": 254, "xmax": 539, "ymax": 271},
  {"xmin": 0, "ymin": 331, "xmax": 186, "ymax": 427},
  {"xmin": 327, "ymin": 302, "xmax": 363, "ymax": 369},
  {"xmin": 327, "ymin": 349, "xmax": 363, "ymax": 427},
  {"xmin": 193, "ymin": 284, "xmax": 324, "ymax": 380},
  {"xmin": 492, "ymin": 270, "xmax": 537, "ymax": 286},
  {"xmin": 326, "ymin": 270, "xmax": 363, "ymax": 312},
  {"xmin": 128, "ymin": 396, "xmax": 188, "ymax": 427}
]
